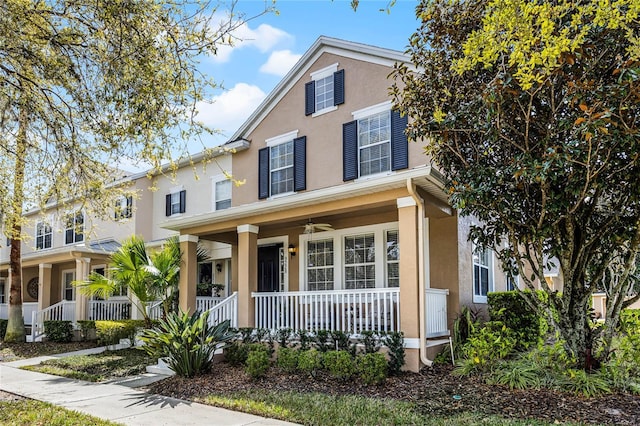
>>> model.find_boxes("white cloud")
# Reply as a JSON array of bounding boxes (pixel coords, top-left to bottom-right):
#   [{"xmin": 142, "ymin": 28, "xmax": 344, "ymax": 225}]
[
  {"xmin": 210, "ymin": 15, "xmax": 292, "ymax": 63},
  {"xmin": 259, "ymin": 50, "xmax": 302, "ymax": 76},
  {"xmin": 195, "ymin": 83, "xmax": 267, "ymax": 136}
]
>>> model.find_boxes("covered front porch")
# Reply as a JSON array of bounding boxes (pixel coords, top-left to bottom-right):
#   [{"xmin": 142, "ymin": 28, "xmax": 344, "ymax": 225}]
[{"xmin": 167, "ymin": 169, "xmax": 458, "ymax": 371}]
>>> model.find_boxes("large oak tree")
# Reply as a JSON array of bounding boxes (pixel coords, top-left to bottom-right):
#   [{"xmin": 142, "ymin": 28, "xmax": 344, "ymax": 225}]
[
  {"xmin": 392, "ymin": 0, "xmax": 640, "ymax": 364},
  {"xmin": 0, "ymin": 0, "xmax": 273, "ymax": 341}
]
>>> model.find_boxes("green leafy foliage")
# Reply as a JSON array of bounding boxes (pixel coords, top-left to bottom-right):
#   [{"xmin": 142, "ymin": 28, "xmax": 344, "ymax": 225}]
[
  {"xmin": 296, "ymin": 329, "xmax": 312, "ymax": 351},
  {"xmin": 359, "ymin": 330, "xmax": 381, "ymax": 354},
  {"xmin": 43, "ymin": 321, "xmax": 73, "ymax": 343},
  {"xmin": 313, "ymin": 330, "xmax": 332, "ymax": 352},
  {"xmin": 138, "ymin": 311, "xmax": 234, "ymax": 378},
  {"xmin": 456, "ymin": 321, "xmax": 517, "ymax": 374},
  {"xmin": 382, "ymin": 331, "xmax": 405, "ymax": 375},
  {"xmin": 452, "ymin": 306, "xmax": 482, "ymax": 359},
  {"xmin": 357, "ymin": 353, "xmax": 388, "ymax": 385},
  {"xmin": 276, "ymin": 328, "xmax": 293, "ymax": 348},
  {"xmin": 95, "ymin": 320, "xmax": 144, "ymax": 346},
  {"xmin": 0, "ymin": 319, "xmax": 7, "ymax": 340},
  {"xmin": 276, "ymin": 347, "xmax": 300, "ymax": 373},
  {"xmin": 330, "ymin": 330, "xmax": 356, "ymax": 356},
  {"xmin": 604, "ymin": 332, "xmax": 640, "ymax": 394},
  {"xmin": 76, "ymin": 320, "xmax": 96, "ymax": 341},
  {"xmin": 488, "ymin": 291, "xmax": 549, "ymax": 350},
  {"xmin": 245, "ymin": 345, "xmax": 271, "ymax": 379},
  {"xmin": 297, "ymin": 349, "xmax": 323, "ymax": 379},
  {"xmin": 487, "ymin": 360, "xmax": 541, "ymax": 390},
  {"xmin": 323, "ymin": 350, "xmax": 357, "ymax": 381},
  {"xmin": 225, "ymin": 342, "xmax": 251, "ymax": 366},
  {"xmin": 559, "ymin": 369, "xmax": 611, "ymax": 398}
]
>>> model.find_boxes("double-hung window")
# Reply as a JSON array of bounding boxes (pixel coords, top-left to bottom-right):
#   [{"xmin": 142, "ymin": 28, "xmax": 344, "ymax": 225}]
[
  {"xmin": 270, "ymin": 141, "xmax": 294, "ymax": 196},
  {"xmin": 165, "ymin": 189, "xmax": 186, "ymax": 216},
  {"xmin": 473, "ymin": 244, "xmax": 493, "ymax": 303},
  {"xmin": 344, "ymin": 233, "xmax": 376, "ymax": 289},
  {"xmin": 307, "ymin": 239, "xmax": 334, "ymax": 291},
  {"xmin": 64, "ymin": 211, "xmax": 84, "ymax": 245},
  {"xmin": 343, "ymin": 102, "xmax": 409, "ymax": 181},
  {"xmin": 386, "ymin": 230, "xmax": 399, "ymax": 287},
  {"xmin": 214, "ymin": 179, "xmax": 231, "ymax": 210},
  {"xmin": 305, "ymin": 63, "xmax": 344, "ymax": 116},
  {"xmin": 115, "ymin": 195, "xmax": 133, "ymax": 220},
  {"xmin": 0, "ymin": 279, "xmax": 5, "ymax": 303},
  {"xmin": 62, "ymin": 270, "xmax": 75, "ymax": 301},
  {"xmin": 258, "ymin": 131, "xmax": 306, "ymax": 199},
  {"xmin": 36, "ymin": 221, "xmax": 52, "ymax": 250}
]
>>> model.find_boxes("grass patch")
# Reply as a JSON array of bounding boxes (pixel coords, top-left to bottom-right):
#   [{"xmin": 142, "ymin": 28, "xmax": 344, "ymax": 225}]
[
  {"xmin": 199, "ymin": 390, "xmax": 565, "ymax": 426},
  {"xmin": 0, "ymin": 399, "xmax": 118, "ymax": 425},
  {"xmin": 22, "ymin": 348, "xmax": 155, "ymax": 382},
  {"xmin": 0, "ymin": 341, "xmax": 100, "ymax": 362}
]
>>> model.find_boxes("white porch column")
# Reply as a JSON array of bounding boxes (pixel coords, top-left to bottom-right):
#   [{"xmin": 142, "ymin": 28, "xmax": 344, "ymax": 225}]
[
  {"xmin": 397, "ymin": 196, "xmax": 422, "ymax": 372},
  {"xmin": 178, "ymin": 235, "xmax": 199, "ymax": 314},
  {"xmin": 75, "ymin": 257, "xmax": 91, "ymax": 321},
  {"xmin": 37, "ymin": 263, "xmax": 52, "ymax": 311},
  {"xmin": 237, "ymin": 224, "xmax": 258, "ymax": 328}
]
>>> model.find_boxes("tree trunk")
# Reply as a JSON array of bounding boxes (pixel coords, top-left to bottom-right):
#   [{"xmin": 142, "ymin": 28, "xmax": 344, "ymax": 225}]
[
  {"xmin": 556, "ymin": 288, "xmax": 593, "ymax": 368},
  {"xmin": 4, "ymin": 105, "xmax": 28, "ymax": 343}
]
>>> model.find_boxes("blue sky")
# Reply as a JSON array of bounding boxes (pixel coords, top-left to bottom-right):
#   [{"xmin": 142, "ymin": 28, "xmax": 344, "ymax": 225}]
[{"xmin": 194, "ymin": 0, "xmax": 420, "ymax": 149}]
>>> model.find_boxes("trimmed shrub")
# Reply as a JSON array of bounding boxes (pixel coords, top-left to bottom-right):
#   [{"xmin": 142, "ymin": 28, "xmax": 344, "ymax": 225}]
[
  {"xmin": 276, "ymin": 347, "xmax": 299, "ymax": 373},
  {"xmin": 245, "ymin": 344, "xmax": 271, "ymax": 379},
  {"xmin": 357, "ymin": 353, "xmax": 388, "ymax": 385},
  {"xmin": 359, "ymin": 330, "xmax": 381, "ymax": 354},
  {"xmin": 225, "ymin": 341, "xmax": 250, "ymax": 366},
  {"xmin": 44, "ymin": 320, "xmax": 73, "ymax": 343},
  {"xmin": 297, "ymin": 329, "xmax": 312, "ymax": 351},
  {"xmin": 488, "ymin": 291, "xmax": 548, "ymax": 351},
  {"xmin": 456, "ymin": 321, "xmax": 517, "ymax": 375},
  {"xmin": 297, "ymin": 349, "xmax": 323, "ymax": 378},
  {"xmin": 0, "ymin": 319, "xmax": 7, "ymax": 340},
  {"xmin": 276, "ymin": 328, "xmax": 294, "ymax": 348},
  {"xmin": 331, "ymin": 330, "xmax": 356, "ymax": 356},
  {"xmin": 382, "ymin": 332, "xmax": 405, "ymax": 375},
  {"xmin": 77, "ymin": 320, "xmax": 96, "ymax": 341},
  {"xmin": 323, "ymin": 350, "xmax": 357, "ymax": 380},
  {"xmin": 95, "ymin": 320, "xmax": 141, "ymax": 346},
  {"xmin": 313, "ymin": 330, "xmax": 332, "ymax": 352}
]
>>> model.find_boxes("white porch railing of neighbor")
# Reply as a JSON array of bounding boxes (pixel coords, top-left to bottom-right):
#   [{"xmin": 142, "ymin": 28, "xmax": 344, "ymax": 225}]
[
  {"xmin": 146, "ymin": 300, "xmax": 163, "ymax": 320},
  {"xmin": 31, "ymin": 301, "xmax": 75, "ymax": 341},
  {"xmin": 196, "ymin": 296, "xmax": 225, "ymax": 312},
  {"xmin": 0, "ymin": 303, "xmax": 8, "ymax": 320},
  {"xmin": 253, "ymin": 288, "xmax": 401, "ymax": 335},
  {"xmin": 207, "ymin": 292, "xmax": 237, "ymax": 328},
  {"xmin": 88, "ymin": 300, "xmax": 131, "ymax": 321},
  {"xmin": 425, "ymin": 288, "xmax": 450, "ymax": 338},
  {"xmin": 23, "ymin": 302, "xmax": 41, "ymax": 326}
]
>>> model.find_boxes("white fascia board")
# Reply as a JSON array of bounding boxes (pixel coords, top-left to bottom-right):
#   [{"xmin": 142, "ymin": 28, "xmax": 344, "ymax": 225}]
[{"xmin": 162, "ymin": 165, "xmax": 446, "ymax": 231}]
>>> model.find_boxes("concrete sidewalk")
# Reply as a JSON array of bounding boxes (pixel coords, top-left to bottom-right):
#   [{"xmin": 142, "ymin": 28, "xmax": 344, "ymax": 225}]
[{"xmin": 0, "ymin": 351, "xmax": 296, "ymax": 426}]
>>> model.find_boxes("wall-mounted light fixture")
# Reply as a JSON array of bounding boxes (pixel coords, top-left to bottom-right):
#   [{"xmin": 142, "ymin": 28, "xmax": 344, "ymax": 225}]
[
  {"xmin": 288, "ymin": 244, "xmax": 297, "ymax": 256},
  {"xmin": 216, "ymin": 263, "xmax": 222, "ymax": 273}
]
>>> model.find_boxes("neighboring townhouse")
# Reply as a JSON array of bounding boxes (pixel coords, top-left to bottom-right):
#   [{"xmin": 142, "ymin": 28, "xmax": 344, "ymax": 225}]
[
  {"xmin": 163, "ymin": 37, "xmax": 518, "ymax": 372},
  {"xmin": 0, "ymin": 147, "xmax": 243, "ymax": 338}
]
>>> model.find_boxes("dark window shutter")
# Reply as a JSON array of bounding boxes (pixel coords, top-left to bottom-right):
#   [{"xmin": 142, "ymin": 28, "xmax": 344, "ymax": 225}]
[
  {"xmin": 258, "ymin": 147, "xmax": 269, "ymax": 199},
  {"xmin": 293, "ymin": 136, "xmax": 306, "ymax": 192},
  {"xmin": 165, "ymin": 194, "xmax": 171, "ymax": 216},
  {"xmin": 343, "ymin": 120, "xmax": 358, "ymax": 181},
  {"xmin": 305, "ymin": 81, "xmax": 315, "ymax": 116},
  {"xmin": 126, "ymin": 196, "xmax": 132, "ymax": 217},
  {"xmin": 391, "ymin": 110, "xmax": 409, "ymax": 171},
  {"xmin": 179, "ymin": 190, "xmax": 186, "ymax": 213},
  {"xmin": 334, "ymin": 69, "xmax": 345, "ymax": 106}
]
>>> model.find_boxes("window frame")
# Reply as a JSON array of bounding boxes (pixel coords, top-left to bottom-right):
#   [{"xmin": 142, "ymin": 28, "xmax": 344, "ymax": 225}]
[
  {"xmin": 35, "ymin": 220, "xmax": 53, "ymax": 250},
  {"xmin": 212, "ymin": 177, "xmax": 232, "ymax": 211},
  {"xmin": 309, "ymin": 63, "xmax": 340, "ymax": 117},
  {"xmin": 61, "ymin": 269, "xmax": 76, "ymax": 301},
  {"xmin": 306, "ymin": 238, "xmax": 335, "ymax": 291},
  {"xmin": 385, "ymin": 230, "xmax": 400, "ymax": 288},
  {"xmin": 166, "ymin": 188, "xmax": 186, "ymax": 216},
  {"xmin": 472, "ymin": 243, "xmax": 494, "ymax": 303},
  {"xmin": 114, "ymin": 195, "xmax": 133, "ymax": 220},
  {"xmin": 0, "ymin": 278, "xmax": 5, "ymax": 303},
  {"xmin": 298, "ymin": 222, "xmax": 399, "ymax": 291},
  {"xmin": 64, "ymin": 211, "xmax": 84, "ymax": 245}
]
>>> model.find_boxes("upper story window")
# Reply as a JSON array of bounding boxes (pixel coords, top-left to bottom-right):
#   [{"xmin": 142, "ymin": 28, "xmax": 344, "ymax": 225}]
[
  {"xmin": 214, "ymin": 179, "xmax": 232, "ymax": 211},
  {"xmin": 258, "ymin": 131, "xmax": 306, "ymax": 200},
  {"xmin": 305, "ymin": 63, "xmax": 344, "ymax": 116},
  {"xmin": 473, "ymin": 244, "xmax": 493, "ymax": 303},
  {"xmin": 114, "ymin": 195, "xmax": 133, "ymax": 220},
  {"xmin": 64, "ymin": 211, "xmax": 84, "ymax": 245},
  {"xmin": 36, "ymin": 221, "xmax": 53, "ymax": 250},
  {"xmin": 165, "ymin": 189, "xmax": 186, "ymax": 216},
  {"xmin": 343, "ymin": 102, "xmax": 409, "ymax": 181}
]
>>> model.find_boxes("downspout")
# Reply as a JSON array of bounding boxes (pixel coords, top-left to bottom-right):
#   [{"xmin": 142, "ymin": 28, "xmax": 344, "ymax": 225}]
[{"xmin": 406, "ymin": 179, "xmax": 433, "ymax": 367}]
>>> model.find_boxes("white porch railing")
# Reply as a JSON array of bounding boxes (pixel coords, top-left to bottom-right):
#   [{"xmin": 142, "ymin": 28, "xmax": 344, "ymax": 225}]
[
  {"xmin": 88, "ymin": 300, "xmax": 132, "ymax": 321},
  {"xmin": 425, "ymin": 288, "xmax": 450, "ymax": 338},
  {"xmin": 0, "ymin": 303, "xmax": 8, "ymax": 320},
  {"xmin": 30, "ymin": 301, "xmax": 75, "ymax": 341},
  {"xmin": 23, "ymin": 302, "xmax": 40, "ymax": 326},
  {"xmin": 196, "ymin": 296, "xmax": 225, "ymax": 312},
  {"xmin": 207, "ymin": 292, "xmax": 237, "ymax": 328},
  {"xmin": 253, "ymin": 288, "xmax": 401, "ymax": 335},
  {"xmin": 146, "ymin": 300, "xmax": 163, "ymax": 320}
]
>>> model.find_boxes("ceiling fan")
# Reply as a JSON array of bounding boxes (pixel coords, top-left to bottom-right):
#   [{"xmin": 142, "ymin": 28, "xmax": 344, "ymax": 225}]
[{"xmin": 303, "ymin": 221, "xmax": 333, "ymax": 234}]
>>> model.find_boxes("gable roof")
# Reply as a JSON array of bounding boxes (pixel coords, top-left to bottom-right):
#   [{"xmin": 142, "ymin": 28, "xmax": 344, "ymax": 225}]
[{"xmin": 225, "ymin": 36, "xmax": 410, "ymax": 145}]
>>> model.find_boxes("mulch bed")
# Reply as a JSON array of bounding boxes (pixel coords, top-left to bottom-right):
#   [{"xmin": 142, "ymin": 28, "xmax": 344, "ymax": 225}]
[
  {"xmin": 149, "ymin": 363, "xmax": 640, "ymax": 425},
  {"xmin": 0, "ymin": 341, "xmax": 100, "ymax": 362}
]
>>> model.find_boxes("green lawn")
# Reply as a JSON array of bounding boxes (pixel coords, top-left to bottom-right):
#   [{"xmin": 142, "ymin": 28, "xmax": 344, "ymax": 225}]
[
  {"xmin": 22, "ymin": 348, "xmax": 155, "ymax": 382},
  {"xmin": 0, "ymin": 400, "xmax": 120, "ymax": 426},
  {"xmin": 199, "ymin": 390, "xmax": 578, "ymax": 426}
]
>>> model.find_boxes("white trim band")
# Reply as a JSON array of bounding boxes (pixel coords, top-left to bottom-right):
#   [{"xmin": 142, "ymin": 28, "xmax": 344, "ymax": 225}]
[
  {"xmin": 179, "ymin": 235, "xmax": 199, "ymax": 243},
  {"xmin": 237, "ymin": 224, "xmax": 259, "ymax": 234},
  {"xmin": 403, "ymin": 338, "xmax": 421, "ymax": 349}
]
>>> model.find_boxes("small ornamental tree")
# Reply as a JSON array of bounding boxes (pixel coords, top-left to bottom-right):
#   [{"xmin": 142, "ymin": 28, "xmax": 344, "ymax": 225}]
[{"xmin": 392, "ymin": 0, "xmax": 640, "ymax": 365}]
